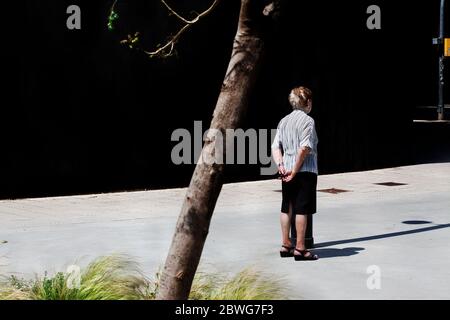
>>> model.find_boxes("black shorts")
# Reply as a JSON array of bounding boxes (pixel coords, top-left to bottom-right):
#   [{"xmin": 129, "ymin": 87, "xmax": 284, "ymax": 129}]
[{"xmin": 281, "ymin": 172, "xmax": 317, "ymax": 215}]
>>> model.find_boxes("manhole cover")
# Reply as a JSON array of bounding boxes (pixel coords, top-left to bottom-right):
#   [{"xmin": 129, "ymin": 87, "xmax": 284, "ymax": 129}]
[
  {"xmin": 318, "ymin": 188, "xmax": 350, "ymax": 194},
  {"xmin": 374, "ymin": 182, "xmax": 407, "ymax": 186}
]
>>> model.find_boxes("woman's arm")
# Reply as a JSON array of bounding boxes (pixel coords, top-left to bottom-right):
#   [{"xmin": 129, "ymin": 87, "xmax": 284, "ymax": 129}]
[
  {"xmin": 272, "ymin": 147, "xmax": 283, "ymax": 166},
  {"xmin": 272, "ymin": 149, "xmax": 286, "ymax": 176},
  {"xmin": 272, "ymin": 147, "xmax": 286, "ymax": 176},
  {"xmin": 282, "ymin": 146, "xmax": 310, "ymax": 182},
  {"xmin": 283, "ymin": 119, "xmax": 315, "ymax": 182},
  {"xmin": 271, "ymin": 128, "xmax": 286, "ymax": 176}
]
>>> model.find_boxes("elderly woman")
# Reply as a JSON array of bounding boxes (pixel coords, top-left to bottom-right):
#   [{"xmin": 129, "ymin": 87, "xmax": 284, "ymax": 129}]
[{"xmin": 272, "ymin": 86, "xmax": 319, "ymax": 261}]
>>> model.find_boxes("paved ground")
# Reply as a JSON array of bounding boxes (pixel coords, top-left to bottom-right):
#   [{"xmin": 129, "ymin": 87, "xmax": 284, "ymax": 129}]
[{"xmin": 1, "ymin": 163, "xmax": 449, "ymax": 299}]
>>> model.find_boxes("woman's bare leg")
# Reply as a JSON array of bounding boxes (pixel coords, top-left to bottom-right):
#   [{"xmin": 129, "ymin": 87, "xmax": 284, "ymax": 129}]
[
  {"xmin": 295, "ymin": 214, "xmax": 308, "ymax": 250},
  {"xmin": 295, "ymin": 214, "xmax": 315, "ymax": 258},
  {"xmin": 280, "ymin": 202, "xmax": 293, "ymax": 250}
]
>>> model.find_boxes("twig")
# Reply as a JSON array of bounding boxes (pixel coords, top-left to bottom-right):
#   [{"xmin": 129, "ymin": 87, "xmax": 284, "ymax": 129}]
[
  {"xmin": 145, "ymin": 0, "xmax": 221, "ymax": 58},
  {"xmin": 160, "ymin": 0, "xmax": 220, "ymax": 25},
  {"xmin": 109, "ymin": 0, "xmax": 221, "ymax": 58}
]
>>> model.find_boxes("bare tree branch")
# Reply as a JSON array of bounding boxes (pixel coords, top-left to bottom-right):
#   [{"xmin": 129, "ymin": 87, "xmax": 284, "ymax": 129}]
[
  {"xmin": 109, "ymin": 0, "xmax": 222, "ymax": 58},
  {"xmin": 144, "ymin": 0, "xmax": 221, "ymax": 58},
  {"xmin": 143, "ymin": 22, "xmax": 190, "ymax": 58},
  {"xmin": 160, "ymin": 0, "xmax": 219, "ymax": 25}
]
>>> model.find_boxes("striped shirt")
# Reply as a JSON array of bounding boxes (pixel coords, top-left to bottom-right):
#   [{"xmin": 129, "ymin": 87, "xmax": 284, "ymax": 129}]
[{"xmin": 271, "ymin": 109, "xmax": 318, "ymax": 174}]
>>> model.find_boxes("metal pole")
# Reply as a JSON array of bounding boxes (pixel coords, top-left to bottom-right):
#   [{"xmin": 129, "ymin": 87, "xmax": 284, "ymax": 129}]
[
  {"xmin": 438, "ymin": 0, "xmax": 445, "ymax": 120},
  {"xmin": 306, "ymin": 214, "xmax": 314, "ymax": 248}
]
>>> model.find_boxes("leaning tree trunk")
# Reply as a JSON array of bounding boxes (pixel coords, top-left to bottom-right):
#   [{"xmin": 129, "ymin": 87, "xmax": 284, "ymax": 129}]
[{"xmin": 156, "ymin": 0, "xmax": 283, "ymax": 300}]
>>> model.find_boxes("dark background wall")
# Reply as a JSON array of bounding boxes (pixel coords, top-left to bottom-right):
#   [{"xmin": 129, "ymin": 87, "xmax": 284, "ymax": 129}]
[{"xmin": 2, "ymin": 0, "xmax": 449, "ymax": 199}]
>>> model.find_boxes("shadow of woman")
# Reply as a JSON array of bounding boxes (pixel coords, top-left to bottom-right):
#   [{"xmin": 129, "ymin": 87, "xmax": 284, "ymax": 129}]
[{"xmin": 312, "ymin": 247, "xmax": 365, "ymax": 259}]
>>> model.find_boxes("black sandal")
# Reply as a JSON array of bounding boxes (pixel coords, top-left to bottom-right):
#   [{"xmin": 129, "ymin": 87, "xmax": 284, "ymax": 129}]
[
  {"xmin": 294, "ymin": 248, "xmax": 319, "ymax": 261},
  {"xmin": 280, "ymin": 245, "xmax": 294, "ymax": 258}
]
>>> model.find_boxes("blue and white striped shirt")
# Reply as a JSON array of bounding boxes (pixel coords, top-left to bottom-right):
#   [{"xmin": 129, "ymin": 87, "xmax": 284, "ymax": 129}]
[{"xmin": 271, "ymin": 109, "xmax": 318, "ymax": 174}]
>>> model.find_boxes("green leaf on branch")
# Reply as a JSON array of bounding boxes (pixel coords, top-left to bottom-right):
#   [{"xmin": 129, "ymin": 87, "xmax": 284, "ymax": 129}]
[
  {"xmin": 120, "ymin": 32, "xmax": 141, "ymax": 49},
  {"xmin": 108, "ymin": 10, "xmax": 119, "ymax": 31}
]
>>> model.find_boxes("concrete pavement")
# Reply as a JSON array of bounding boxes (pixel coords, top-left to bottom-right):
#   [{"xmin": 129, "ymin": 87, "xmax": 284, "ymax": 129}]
[{"xmin": 1, "ymin": 163, "xmax": 450, "ymax": 299}]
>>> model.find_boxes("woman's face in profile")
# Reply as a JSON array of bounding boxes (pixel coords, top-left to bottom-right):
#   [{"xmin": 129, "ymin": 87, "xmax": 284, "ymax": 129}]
[{"xmin": 306, "ymin": 99, "xmax": 313, "ymax": 114}]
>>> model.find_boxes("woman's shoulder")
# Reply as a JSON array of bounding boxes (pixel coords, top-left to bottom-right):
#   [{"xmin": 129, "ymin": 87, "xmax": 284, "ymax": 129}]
[
  {"xmin": 279, "ymin": 111, "xmax": 315, "ymax": 127},
  {"xmin": 301, "ymin": 114, "xmax": 315, "ymax": 126},
  {"xmin": 278, "ymin": 113, "xmax": 291, "ymax": 126},
  {"xmin": 307, "ymin": 115, "xmax": 315, "ymax": 124}
]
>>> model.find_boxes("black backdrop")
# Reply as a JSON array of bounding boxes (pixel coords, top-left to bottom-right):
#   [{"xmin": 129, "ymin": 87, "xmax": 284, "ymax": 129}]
[{"xmin": 2, "ymin": 0, "xmax": 449, "ymax": 199}]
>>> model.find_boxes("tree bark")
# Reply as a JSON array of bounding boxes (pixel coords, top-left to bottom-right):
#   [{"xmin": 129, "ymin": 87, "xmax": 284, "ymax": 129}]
[{"xmin": 156, "ymin": 0, "xmax": 283, "ymax": 300}]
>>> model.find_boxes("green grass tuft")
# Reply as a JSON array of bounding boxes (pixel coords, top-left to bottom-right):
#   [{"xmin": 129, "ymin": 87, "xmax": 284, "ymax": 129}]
[
  {"xmin": 190, "ymin": 268, "xmax": 285, "ymax": 300},
  {"xmin": 1, "ymin": 255, "xmax": 149, "ymax": 300},
  {"xmin": 0, "ymin": 256, "xmax": 285, "ymax": 300}
]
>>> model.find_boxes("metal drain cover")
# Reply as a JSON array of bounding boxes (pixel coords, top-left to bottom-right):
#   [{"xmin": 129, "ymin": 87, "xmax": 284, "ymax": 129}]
[
  {"xmin": 374, "ymin": 182, "xmax": 407, "ymax": 186},
  {"xmin": 318, "ymin": 188, "xmax": 350, "ymax": 194}
]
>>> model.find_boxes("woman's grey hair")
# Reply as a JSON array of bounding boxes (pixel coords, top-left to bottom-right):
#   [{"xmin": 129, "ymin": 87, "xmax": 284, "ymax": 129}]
[
  {"xmin": 289, "ymin": 92, "xmax": 302, "ymax": 110},
  {"xmin": 288, "ymin": 86, "xmax": 313, "ymax": 112}
]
